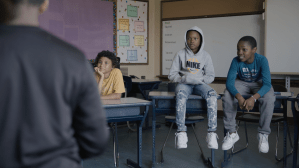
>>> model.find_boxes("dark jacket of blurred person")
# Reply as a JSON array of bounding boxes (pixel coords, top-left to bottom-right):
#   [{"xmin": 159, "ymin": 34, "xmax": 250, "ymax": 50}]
[{"xmin": 0, "ymin": 0, "xmax": 109, "ymax": 167}]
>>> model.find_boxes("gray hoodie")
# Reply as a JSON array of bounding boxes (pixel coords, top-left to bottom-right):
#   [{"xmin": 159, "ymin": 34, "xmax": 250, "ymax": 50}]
[{"xmin": 168, "ymin": 26, "xmax": 215, "ymax": 84}]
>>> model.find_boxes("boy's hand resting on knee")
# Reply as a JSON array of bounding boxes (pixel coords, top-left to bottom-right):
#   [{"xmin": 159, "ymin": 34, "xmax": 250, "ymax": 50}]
[
  {"xmin": 235, "ymin": 93, "xmax": 246, "ymax": 110},
  {"xmin": 244, "ymin": 98, "xmax": 255, "ymax": 111},
  {"xmin": 235, "ymin": 93, "xmax": 261, "ymax": 111}
]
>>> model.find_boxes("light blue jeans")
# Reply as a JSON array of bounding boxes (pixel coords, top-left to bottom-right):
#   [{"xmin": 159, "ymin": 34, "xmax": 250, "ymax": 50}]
[{"xmin": 175, "ymin": 83, "xmax": 218, "ymax": 132}]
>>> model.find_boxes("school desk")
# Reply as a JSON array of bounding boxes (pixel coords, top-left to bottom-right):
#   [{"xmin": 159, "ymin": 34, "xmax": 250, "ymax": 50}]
[
  {"xmin": 149, "ymin": 91, "xmax": 221, "ymax": 168},
  {"xmin": 221, "ymin": 93, "xmax": 292, "ymax": 168},
  {"xmin": 288, "ymin": 96, "xmax": 299, "ymax": 168},
  {"xmin": 103, "ymin": 97, "xmax": 152, "ymax": 168}
]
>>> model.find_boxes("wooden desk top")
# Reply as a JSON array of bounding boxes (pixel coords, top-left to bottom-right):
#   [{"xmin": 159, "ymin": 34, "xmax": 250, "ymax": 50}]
[{"xmin": 102, "ymin": 97, "xmax": 152, "ymax": 108}]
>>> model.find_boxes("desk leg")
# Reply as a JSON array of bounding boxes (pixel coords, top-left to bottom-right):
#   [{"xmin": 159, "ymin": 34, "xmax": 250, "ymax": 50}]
[
  {"xmin": 291, "ymin": 101, "xmax": 298, "ymax": 168},
  {"xmin": 152, "ymin": 99, "xmax": 156, "ymax": 168},
  {"xmin": 283, "ymin": 99, "xmax": 288, "ymax": 168},
  {"xmin": 127, "ymin": 121, "xmax": 142, "ymax": 168},
  {"xmin": 222, "ymin": 129, "xmax": 231, "ymax": 168},
  {"xmin": 293, "ymin": 121, "xmax": 298, "ymax": 168},
  {"xmin": 127, "ymin": 105, "xmax": 150, "ymax": 168}
]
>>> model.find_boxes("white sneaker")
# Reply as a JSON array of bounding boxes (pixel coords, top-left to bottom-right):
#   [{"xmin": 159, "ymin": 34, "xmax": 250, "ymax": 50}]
[
  {"xmin": 258, "ymin": 133, "xmax": 269, "ymax": 153},
  {"xmin": 175, "ymin": 132, "xmax": 188, "ymax": 149},
  {"xmin": 222, "ymin": 132, "xmax": 240, "ymax": 150},
  {"xmin": 206, "ymin": 132, "xmax": 219, "ymax": 149}
]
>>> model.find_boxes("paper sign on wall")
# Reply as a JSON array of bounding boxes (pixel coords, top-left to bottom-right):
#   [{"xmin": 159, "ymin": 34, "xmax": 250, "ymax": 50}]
[
  {"xmin": 134, "ymin": 35, "xmax": 144, "ymax": 46},
  {"xmin": 134, "ymin": 21, "xmax": 144, "ymax": 32},
  {"xmin": 127, "ymin": 5, "xmax": 138, "ymax": 17},
  {"xmin": 119, "ymin": 35, "xmax": 130, "ymax": 47},
  {"xmin": 127, "ymin": 50, "xmax": 138, "ymax": 61},
  {"xmin": 118, "ymin": 19, "xmax": 129, "ymax": 31}
]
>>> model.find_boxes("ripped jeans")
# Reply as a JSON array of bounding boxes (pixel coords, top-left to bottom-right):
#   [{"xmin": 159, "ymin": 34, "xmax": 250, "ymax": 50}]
[{"xmin": 175, "ymin": 83, "xmax": 217, "ymax": 132}]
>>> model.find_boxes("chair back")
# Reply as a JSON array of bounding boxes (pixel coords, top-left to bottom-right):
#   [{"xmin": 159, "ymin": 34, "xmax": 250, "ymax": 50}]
[
  {"xmin": 122, "ymin": 76, "xmax": 132, "ymax": 97},
  {"xmin": 115, "ymin": 57, "xmax": 120, "ymax": 69}
]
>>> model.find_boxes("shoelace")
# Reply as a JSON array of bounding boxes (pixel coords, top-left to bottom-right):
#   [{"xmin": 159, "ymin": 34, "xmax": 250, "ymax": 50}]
[
  {"xmin": 207, "ymin": 133, "xmax": 219, "ymax": 140},
  {"xmin": 222, "ymin": 132, "xmax": 233, "ymax": 143},
  {"xmin": 258, "ymin": 134, "xmax": 268, "ymax": 152}
]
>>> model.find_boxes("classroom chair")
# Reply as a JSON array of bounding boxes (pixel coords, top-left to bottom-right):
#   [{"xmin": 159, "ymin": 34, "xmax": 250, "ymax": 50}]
[
  {"xmin": 160, "ymin": 114, "xmax": 216, "ymax": 167},
  {"xmin": 151, "ymin": 92, "xmax": 217, "ymax": 167},
  {"xmin": 232, "ymin": 85, "xmax": 293, "ymax": 161}
]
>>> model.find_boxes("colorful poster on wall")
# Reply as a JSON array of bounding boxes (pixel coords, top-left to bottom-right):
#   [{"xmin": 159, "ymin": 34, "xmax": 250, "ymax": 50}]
[
  {"xmin": 134, "ymin": 35, "xmax": 144, "ymax": 46},
  {"xmin": 119, "ymin": 35, "xmax": 130, "ymax": 47},
  {"xmin": 134, "ymin": 21, "xmax": 144, "ymax": 32},
  {"xmin": 127, "ymin": 50, "xmax": 138, "ymax": 61},
  {"xmin": 118, "ymin": 19, "xmax": 129, "ymax": 31},
  {"xmin": 127, "ymin": 5, "xmax": 138, "ymax": 17}
]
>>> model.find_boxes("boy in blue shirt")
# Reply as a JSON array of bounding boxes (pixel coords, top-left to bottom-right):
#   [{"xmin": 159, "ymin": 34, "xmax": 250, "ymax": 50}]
[
  {"xmin": 222, "ymin": 36, "xmax": 275, "ymax": 153},
  {"xmin": 169, "ymin": 26, "xmax": 218, "ymax": 149}
]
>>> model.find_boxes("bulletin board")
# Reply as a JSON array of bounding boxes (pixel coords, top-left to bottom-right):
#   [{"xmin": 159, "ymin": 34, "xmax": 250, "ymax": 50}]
[
  {"xmin": 38, "ymin": 0, "xmax": 115, "ymax": 60},
  {"xmin": 116, "ymin": 0, "xmax": 148, "ymax": 64}
]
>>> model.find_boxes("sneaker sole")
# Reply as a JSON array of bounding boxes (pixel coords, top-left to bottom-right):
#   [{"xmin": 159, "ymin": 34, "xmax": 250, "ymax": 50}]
[
  {"xmin": 208, "ymin": 145, "xmax": 218, "ymax": 150},
  {"xmin": 176, "ymin": 145, "xmax": 187, "ymax": 149}
]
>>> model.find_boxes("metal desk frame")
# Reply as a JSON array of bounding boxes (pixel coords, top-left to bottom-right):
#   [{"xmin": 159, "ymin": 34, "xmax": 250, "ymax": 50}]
[{"xmin": 104, "ymin": 98, "xmax": 152, "ymax": 168}]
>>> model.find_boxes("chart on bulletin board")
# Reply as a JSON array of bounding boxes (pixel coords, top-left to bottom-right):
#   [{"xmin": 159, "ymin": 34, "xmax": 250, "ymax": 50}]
[{"xmin": 117, "ymin": 0, "xmax": 148, "ymax": 64}]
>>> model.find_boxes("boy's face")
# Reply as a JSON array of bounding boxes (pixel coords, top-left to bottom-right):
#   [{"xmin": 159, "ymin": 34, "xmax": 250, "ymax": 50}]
[
  {"xmin": 187, "ymin": 30, "xmax": 201, "ymax": 54},
  {"xmin": 97, "ymin": 56, "xmax": 113, "ymax": 75},
  {"xmin": 237, "ymin": 41, "xmax": 257, "ymax": 64}
]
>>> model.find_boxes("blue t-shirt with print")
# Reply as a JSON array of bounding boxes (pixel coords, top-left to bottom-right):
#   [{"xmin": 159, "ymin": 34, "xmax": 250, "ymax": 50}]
[{"xmin": 226, "ymin": 53, "xmax": 272, "ymax": 97}]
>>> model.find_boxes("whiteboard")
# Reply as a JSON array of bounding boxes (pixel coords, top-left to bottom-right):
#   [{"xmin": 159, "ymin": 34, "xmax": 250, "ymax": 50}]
[
  {"xmin": 265, "ymin": 0, "xmax": 299, "ymax": 74},
  {"xmin": 162, "ymin": 14, "xmax": 265, "ymax": 77}
]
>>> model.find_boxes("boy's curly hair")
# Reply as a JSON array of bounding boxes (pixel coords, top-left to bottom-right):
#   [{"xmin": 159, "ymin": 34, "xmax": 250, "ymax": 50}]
[
  {"xmin": 238, "ymin": 36, "xmax": 257, "ymax": 49},
  {"xmin": 94, "ymin": 50, "xmax": 118, "ymax": 68}
]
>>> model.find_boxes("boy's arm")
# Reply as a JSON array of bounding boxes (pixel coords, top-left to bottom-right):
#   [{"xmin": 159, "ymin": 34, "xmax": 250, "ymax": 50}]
[
  {"xmin": 168, "ymin": 54, "xmax": 186, "ymax": 83},
  {"xmin": 184, "ymin": 74, "xmax": 204, "ymax": 84},
  {"xmin": 256, "ymin": 57, "xmax": 272, "ymax": 97},
  {"xmin": 226, "ymin": 59, "xmax": 248, "ymax": 110},
  {"xmin": 202, "ymin": 54, "xmax": 215, "ymax": 84},
  {"xmin": 226, "ymin": 59, "xmax": 239, "ymax": 96}
]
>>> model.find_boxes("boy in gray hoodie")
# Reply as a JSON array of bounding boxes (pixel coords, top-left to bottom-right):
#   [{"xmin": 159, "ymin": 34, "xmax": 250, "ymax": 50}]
[{"xmin": 168, "ymin": 26, "xmax": 218, "ymax": 149}]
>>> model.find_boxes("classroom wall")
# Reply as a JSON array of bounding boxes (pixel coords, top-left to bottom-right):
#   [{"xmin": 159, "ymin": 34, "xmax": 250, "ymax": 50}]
[
  {"xmin": 121, "ymin": 0, "xmax": 161, "ymax": 79},
  {"xmin": 162, "ymin": 0, "xmax": 264, "ymax": 19}
]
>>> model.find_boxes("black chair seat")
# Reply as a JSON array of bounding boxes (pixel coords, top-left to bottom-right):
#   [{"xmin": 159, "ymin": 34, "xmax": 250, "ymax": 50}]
[{"xmin": 237, "ymin": 114, "xmax": 284, "ymax": 123}]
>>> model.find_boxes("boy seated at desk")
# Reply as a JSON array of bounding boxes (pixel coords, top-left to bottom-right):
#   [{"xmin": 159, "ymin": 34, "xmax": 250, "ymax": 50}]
[
  {"xmin": 222, "ymin": 36, "xmax": 275, "ymax": 153},
  {"xmin": 168, "ymin": 26, "xmax": 219, "ymax": 149},
  {"xmin": 94, "ymin": 50, "xmax": 125, "ymax": 99}
]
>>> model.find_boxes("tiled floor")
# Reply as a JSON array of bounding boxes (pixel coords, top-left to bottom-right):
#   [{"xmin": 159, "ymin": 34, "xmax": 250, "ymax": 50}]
[{"xmin": 82, "ymin": 114, "xmax": 297, "ymax": 168}]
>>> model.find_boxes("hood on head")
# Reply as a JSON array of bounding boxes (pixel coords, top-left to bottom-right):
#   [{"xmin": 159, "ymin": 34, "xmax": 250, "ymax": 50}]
[{"xmin": 184, "ymin": 26, "xmax": 204, "ymax": 54}]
